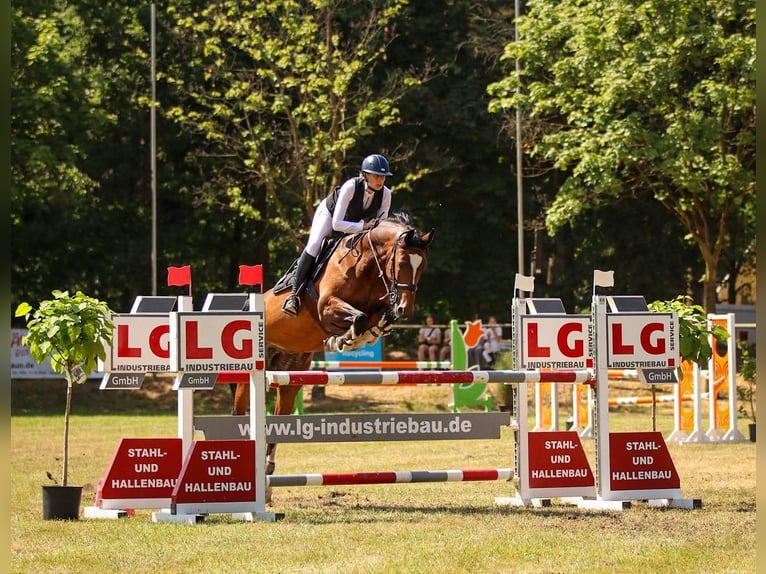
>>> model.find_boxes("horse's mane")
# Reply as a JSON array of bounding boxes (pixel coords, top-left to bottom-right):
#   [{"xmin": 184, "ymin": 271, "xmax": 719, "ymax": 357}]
[
  {"xmin": 378, "ymin": 208, "xmax": 432, "ymax": 249},
  {"xmin": 383, "ymin": 208, "xmax": 416, "ymax": 228}
]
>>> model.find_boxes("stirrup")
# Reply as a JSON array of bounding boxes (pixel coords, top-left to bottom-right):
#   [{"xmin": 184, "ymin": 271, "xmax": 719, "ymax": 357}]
[{"xmin": 281, "ymin": 295, "xmax": 300, "ymax": 317}]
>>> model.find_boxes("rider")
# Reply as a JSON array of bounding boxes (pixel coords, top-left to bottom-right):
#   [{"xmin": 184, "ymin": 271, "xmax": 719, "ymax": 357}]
[{"xmin": 281, "ymin": 153, "xmax": 393, "ymax": 317}]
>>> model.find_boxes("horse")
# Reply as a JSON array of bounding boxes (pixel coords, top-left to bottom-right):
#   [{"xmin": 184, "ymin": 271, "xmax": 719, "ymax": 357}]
[{"xmin": 233, "ymin": 210, "xmax": 434, "ymax": 475}]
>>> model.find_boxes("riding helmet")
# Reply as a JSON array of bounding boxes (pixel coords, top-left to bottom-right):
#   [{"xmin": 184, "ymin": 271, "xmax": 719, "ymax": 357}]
[{"xmin": 361, "ymin": 154, "xmax": 393, "ymax": 176}]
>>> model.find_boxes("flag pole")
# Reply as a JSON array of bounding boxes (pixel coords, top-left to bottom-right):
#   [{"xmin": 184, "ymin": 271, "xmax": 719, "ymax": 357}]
[{"xmin": 150, "ymin": 2, "xmax": 157, "ymax": 295}]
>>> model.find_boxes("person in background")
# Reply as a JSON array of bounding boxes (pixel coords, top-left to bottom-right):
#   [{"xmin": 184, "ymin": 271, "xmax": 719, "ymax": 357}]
[
  {"xmin": 468, "ymin": 327, "xmax": 486, "ymax": 368},
  {"xmin": 439, "ymin": 326, "xmax": 451, "ymax": 364},
  {"xmin": 482, "ymin": 316, "xmax": 502, "ymax": 367},
  {"xmin": 417, "ymin": 314, "xmax": 442, "ymax": 362}
]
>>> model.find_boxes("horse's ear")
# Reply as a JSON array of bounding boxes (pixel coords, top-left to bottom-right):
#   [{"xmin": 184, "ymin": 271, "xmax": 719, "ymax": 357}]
[{"xmin": 404, "ymin": 227, "xmax": 435, "ymax": 248}]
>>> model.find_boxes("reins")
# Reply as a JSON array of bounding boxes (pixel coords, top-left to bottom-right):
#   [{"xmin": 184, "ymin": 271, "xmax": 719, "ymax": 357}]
[{"xmin": 366, "ymin": 227, "xmax": 419, "ymax": 306}]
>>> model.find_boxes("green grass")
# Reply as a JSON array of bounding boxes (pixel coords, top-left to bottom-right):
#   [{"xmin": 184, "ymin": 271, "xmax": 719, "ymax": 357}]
[{"xmin": 11, "ymin": 379, "xmax": 758, "ymax": 574}]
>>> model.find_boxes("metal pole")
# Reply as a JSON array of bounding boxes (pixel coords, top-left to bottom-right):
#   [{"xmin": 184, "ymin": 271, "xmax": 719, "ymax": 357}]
[
  {"xmin": 150, "ymin": 2, "xmax": 157, "ymax": 295},
  {"xmin": 515, "ymin": 0, "xmax": 524, "ymax": 276}
]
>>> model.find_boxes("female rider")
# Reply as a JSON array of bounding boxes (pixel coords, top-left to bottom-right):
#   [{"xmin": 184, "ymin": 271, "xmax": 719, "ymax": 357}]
[{"xmin": 282, "ymin": 153, "xmax": 393, "ymax": 316}]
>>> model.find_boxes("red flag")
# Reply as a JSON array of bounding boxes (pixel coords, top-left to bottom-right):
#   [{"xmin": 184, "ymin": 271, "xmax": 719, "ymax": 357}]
[
  {"xmin": 239, "ymin": 264, "xmax": 263, "ymax": 290},
  {"xmin": 167, "ymin": 265, "xmax": 192, "ymax": 287}
]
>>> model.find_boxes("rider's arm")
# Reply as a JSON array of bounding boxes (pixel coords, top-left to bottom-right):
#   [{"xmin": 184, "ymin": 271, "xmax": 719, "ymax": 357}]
[
  {"xmin": 331, "ymin": 179, "xmax": 364, "ymax": 234},
  {"xmin": 376, "ymin": 187, "xmax": 392, "ymax": 220}
]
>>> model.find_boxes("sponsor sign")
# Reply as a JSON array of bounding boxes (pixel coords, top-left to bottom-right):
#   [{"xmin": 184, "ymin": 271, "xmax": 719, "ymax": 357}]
[
  {"xmin": 100, "ymin": 373, "xmax": 146, "ymax": 389},
  {"xmin": 526, "ymin": 431, "xmax": 595, "ymax": 488},
  {"xmin": 170, "ymin": 312, "xmax": 265, "ymax": 374},
  {"xmin": 175, "ymin": 373, "xmax": 218, "ymax": 390},
  {"xmin": 324, "ymin": 338, "xmax": 383, "ymax": 363},
  {"xmin": 102, "ymin": 314, "xmax": 173, "ymax": 374},
  {"xmin": 194, "ymin": 412, "xmax": 512, "ymax": 442},
  {"xmin": 608, "ymin": 432, "xmax": 680, "ymax": 491},
  {"xmin": 172, "ymin": 440, "xmax": 257, "ymax": 505},
  {"xmin": 98, "ymin": 438, "xmax": 183, "ymax": 509},
  {"xmin": 637, "ymin": 368, "xmax": 678, "ymax": 385},
  {"xmin": 518, "ymin": 315, "xmax": 591, "ymax": 369},
  {"xmin": 605, "ymin": 313, "xmax": 679, "ymax": 369},
  {"xmin": 11, "ymin": 328, "xmax": 103, "ymax": 379}
]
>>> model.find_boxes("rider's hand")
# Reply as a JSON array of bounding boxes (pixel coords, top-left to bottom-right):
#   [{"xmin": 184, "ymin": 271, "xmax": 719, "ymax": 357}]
[{"xmin": 363, "ymin": 218, "xmax": 378, "ymax": 231}]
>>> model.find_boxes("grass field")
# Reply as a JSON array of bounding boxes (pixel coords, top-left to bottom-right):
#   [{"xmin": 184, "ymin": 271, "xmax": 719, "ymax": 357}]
[{"xmin": 10, "ymin": 377, "xmax": 759, "ymax": 573}]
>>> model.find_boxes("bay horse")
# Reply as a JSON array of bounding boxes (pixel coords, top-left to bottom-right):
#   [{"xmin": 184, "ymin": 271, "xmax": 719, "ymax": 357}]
[{"xmin": 233, "ymin": 210, "xmax": 434, "ymax": 475}]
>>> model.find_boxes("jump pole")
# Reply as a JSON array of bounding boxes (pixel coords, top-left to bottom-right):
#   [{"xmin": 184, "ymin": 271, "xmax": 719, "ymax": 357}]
[
  {"xmin": 260, "ymin": 367, "xmax": 587, "ymax": 496},
  {"xmin": 310, "ymin": 324, "xmax": 493, "ymax": 413},
  {"xmin": 268, "ymin": 468, "xmax": 513, "ymax": 487},
  {"xmin": 266, "ymin": 369, "xmax": 592, "ymax": 386},
  {"xmin": 311, "ymin": 360, "xmax": 451, "ymax": 370}
]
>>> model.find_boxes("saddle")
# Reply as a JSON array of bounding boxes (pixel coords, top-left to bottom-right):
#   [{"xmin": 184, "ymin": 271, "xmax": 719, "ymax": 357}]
[{"xmin": 273, "ymin": 232, "xmax": 348, "ymax": 296}]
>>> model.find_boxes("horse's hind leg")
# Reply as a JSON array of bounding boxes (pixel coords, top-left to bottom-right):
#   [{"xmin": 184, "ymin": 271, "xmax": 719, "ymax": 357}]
[
  {"xmin": 265, "ymin": 385, "xmax": 303, "ymax": 478},
  {"xmin": 266, "ymin": 352, "xmax": 312, "ymax": 478},
  {"xmin": 232, "ymin": 382, "xmax": 249, "ymax": 415}
]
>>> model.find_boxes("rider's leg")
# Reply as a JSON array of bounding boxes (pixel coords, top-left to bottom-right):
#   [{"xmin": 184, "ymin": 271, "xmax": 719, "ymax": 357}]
[{"xmin": 282, "ymin": 251, "xmax": 316, "ymax": 316}]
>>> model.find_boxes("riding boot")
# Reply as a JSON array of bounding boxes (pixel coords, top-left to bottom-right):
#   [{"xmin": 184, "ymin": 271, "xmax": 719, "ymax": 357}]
[{"xmin": 282, "ymin": 252, "xmax": 316, "ymax": 317}]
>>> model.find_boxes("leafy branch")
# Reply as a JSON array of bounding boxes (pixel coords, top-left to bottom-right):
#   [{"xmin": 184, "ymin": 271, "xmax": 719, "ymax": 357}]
[{"xmin": 648, "ymin": 296, "xmax": 729, "ymax": 369}]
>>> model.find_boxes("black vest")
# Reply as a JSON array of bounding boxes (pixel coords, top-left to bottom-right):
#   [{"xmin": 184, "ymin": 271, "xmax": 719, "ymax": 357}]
[{"xmin": 325, "ymin": 177, "xmax": 384, "ymax": 223}]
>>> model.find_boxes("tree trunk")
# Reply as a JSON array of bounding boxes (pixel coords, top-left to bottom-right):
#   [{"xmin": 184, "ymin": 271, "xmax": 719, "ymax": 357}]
[
  {"xmin": 63, "ymin": 374, "xmax": 73, "ymax": 486},
  {"xmin": 702, "ymin": 255, "xmax": 719, "ymax": 314}
]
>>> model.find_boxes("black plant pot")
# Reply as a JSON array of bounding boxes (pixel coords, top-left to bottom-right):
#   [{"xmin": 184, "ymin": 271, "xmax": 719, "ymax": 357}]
[
  {"xmin": 42, "ymin": 485, "xmax": 82, "ymax": 520},
  {"xmin": 748, "ymin": 423, "xmax": 756, "ymax": 443}
]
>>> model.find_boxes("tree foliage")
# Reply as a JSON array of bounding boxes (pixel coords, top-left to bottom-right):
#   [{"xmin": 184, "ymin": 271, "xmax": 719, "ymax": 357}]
[
  {"xmin": 488, "ymin": 0, "xmax": 756, "ymax": 312},
  {"xmin": 163, "ymin": 0, "xmax": 434, "ymax": 256},
  {"xmin": 11, "ymin": 0, "xmax": 756, "ymax": 328}
]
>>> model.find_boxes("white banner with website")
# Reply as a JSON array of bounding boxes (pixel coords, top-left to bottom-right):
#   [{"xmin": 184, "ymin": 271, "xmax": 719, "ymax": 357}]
[{"xmin": 11, "ymin": 328, "xmax": 103, "ymax": 379}]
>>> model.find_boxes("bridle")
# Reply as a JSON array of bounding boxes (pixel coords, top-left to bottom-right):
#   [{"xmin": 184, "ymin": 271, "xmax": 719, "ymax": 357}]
[{"xmin": 367, "ymin": 229, "xmax": 419, "ymax": 307}]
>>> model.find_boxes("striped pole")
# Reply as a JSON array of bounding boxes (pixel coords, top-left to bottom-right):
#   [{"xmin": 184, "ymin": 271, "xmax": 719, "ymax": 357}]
[
  {"xmin": 312, "ymin": 360, "xmax": 451, "ymax": 370},
  {"xmin": 609, "ymin": 393, "xmax": 708, "ymax": 407},
  {"xmin": 267, "ymin": 369, "xmax": 593, "ymax": 387},
  {"xmin": 607, "ymin": 369, "xmax": 639, "ymax": 380},
  {"xmin": 268, "ymin": 468, "xmax": 513, "ymax": 487}
]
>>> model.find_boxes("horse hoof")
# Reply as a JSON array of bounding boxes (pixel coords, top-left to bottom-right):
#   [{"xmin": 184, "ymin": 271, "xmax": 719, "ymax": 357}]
[{"xmin": 265, "ymin": 486, "xmax": 273, "ymax": 505}]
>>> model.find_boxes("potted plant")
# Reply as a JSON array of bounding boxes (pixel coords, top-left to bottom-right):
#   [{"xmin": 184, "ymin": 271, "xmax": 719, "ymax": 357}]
[
  {"xmin": 736, "ymin": 340, "xmax": 756, "ymax": 442},
  {"xmin": 15, "ymin": 290, "xmax": 114, "ymax": 519}
]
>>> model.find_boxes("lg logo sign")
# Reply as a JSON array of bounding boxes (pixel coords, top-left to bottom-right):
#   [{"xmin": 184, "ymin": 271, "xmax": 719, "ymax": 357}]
[
  {"xmin": 519, "ymin": 316, "xmax": 591, "ymax": 369},
  {"xmin": 518, "ymin": 313, "xmax": 678, "ymax": 370}
]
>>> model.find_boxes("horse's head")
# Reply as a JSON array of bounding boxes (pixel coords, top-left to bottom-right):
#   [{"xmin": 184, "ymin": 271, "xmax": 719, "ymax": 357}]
[{"xmin": 374, "ymin": 212, "xmax": 435, "ymax": 320}]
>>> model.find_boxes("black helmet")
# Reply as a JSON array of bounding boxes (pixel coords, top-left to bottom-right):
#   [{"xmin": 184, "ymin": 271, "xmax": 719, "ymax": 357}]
[{"xmin": 361, "ymin": 154, "xmax": 393, "ymax": 176}]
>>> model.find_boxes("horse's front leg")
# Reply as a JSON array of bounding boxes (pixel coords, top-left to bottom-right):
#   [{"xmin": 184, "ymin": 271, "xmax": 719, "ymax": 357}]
[
  {"xmin": 320, "ymin": 296, "xmax": 370, "ymax": 352},
  {"xmin": 364, "ymin": 307, "xmax": 397, "ymax": 338}
]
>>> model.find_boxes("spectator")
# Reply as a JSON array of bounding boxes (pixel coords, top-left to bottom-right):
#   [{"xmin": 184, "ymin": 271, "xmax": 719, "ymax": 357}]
[
  {"xmin": 467, "ymin": 319, "xmax": 486, "ymax": 368},
  {"xmin": 417, "ymin": 314, "xmax": 442, "ymax": 362},
  {"xmin": 482, "ymin": 316, "xmax": 502, "ymax": 367},
  {"xmin": 439, "ymin": 326, "xmax": 451, "ymax": 364}
]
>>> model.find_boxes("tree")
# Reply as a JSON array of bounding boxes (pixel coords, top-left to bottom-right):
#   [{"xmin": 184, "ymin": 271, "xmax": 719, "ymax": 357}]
[
  {"xmin": 162, "ymin": 0, "xmax": 437, "ymax": 275},
  {"xmin": 488, "ymin": 0, "xmax": 756, "ymax": 312},
  {"xmin": 12, "ymin": 2, "xmax": 162, "ymax": 310}
]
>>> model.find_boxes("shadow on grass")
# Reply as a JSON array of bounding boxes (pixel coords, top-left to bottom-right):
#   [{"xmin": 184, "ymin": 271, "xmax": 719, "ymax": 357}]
[{"xmin": 262, "ymin": 499, "xmax": 612, "ymax": 525}]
